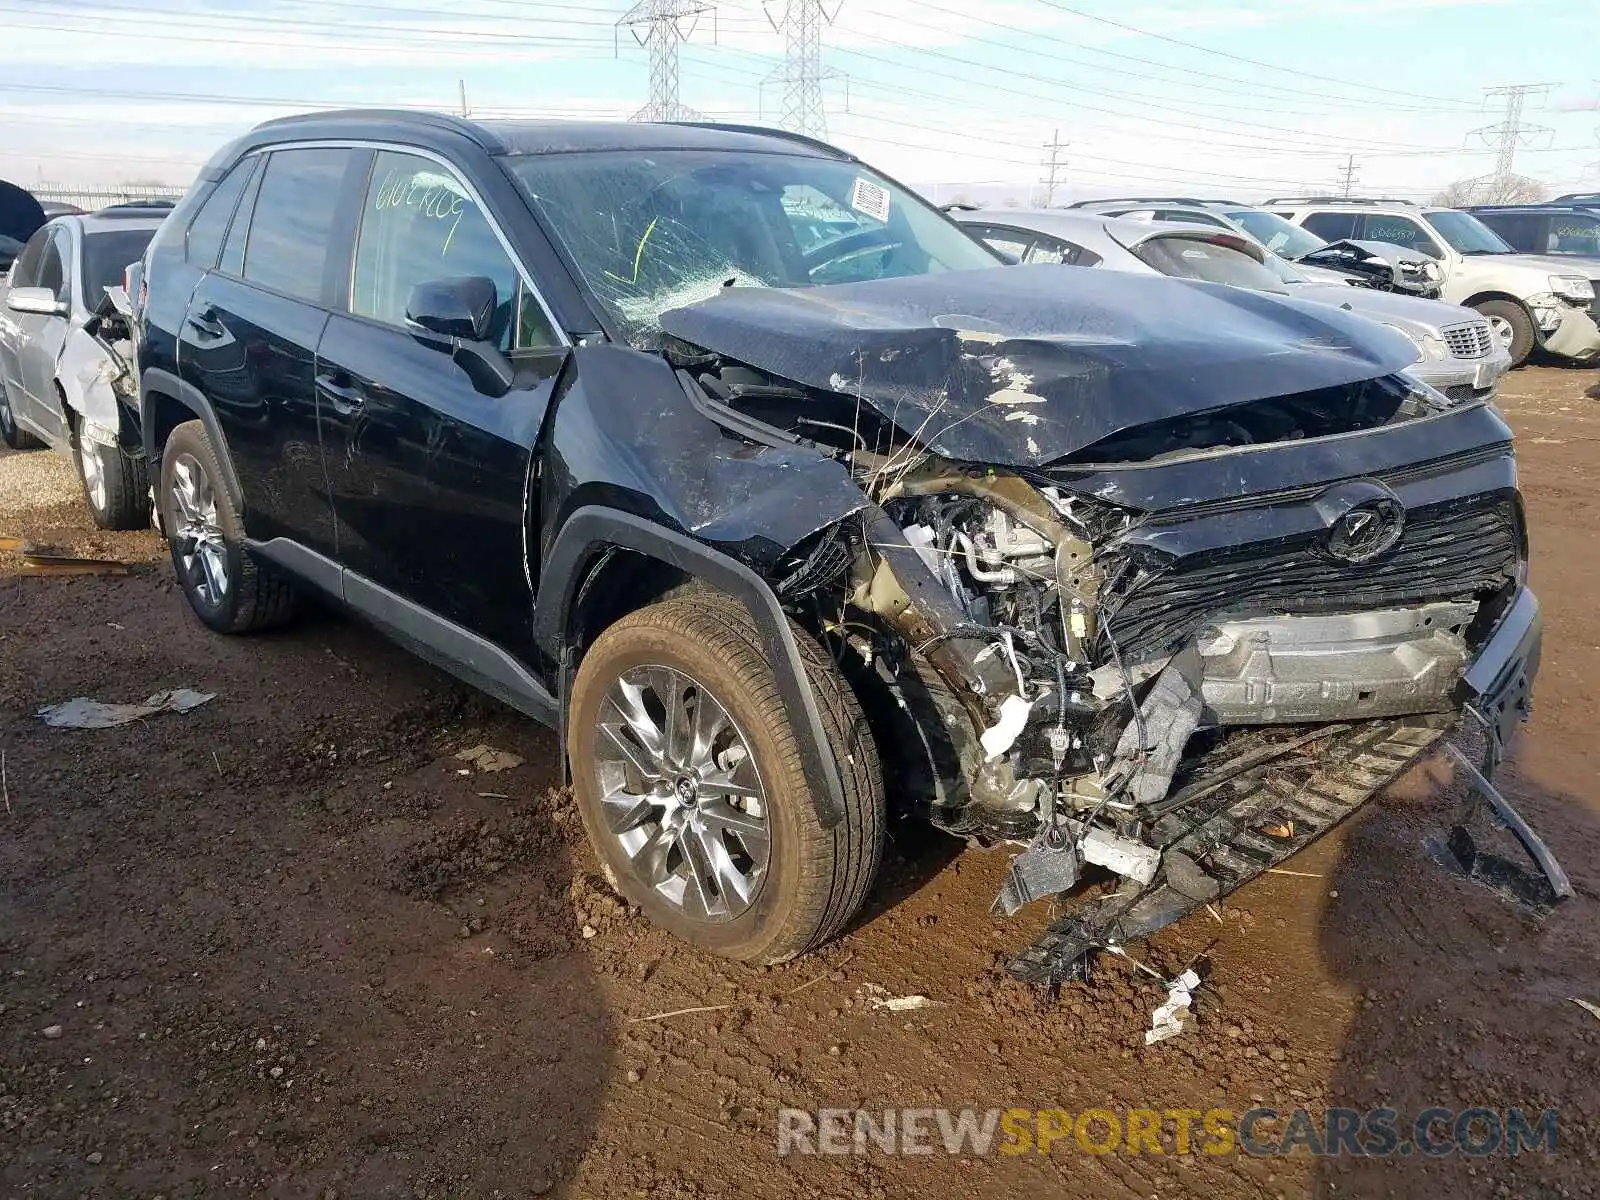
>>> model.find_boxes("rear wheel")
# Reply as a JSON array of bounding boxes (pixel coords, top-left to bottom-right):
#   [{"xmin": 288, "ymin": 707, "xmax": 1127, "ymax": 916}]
[
  {"xmin": 73, "ymin": 426, "xmax": 150, "ymax": 530},
  {"xmin": 1474, "ymin": 299, "xmax": 1535, "ymax": 367},
  {"xmin": 568, "ymin": 594, "xmax": 884, "ymax": 964},
  {"xmin": 0, "ymin": 384, "xmax": 42, "ymax": 450},
  {"xmin": 158, "ymin": 419, "xmax": 296, "ymax": 633}
]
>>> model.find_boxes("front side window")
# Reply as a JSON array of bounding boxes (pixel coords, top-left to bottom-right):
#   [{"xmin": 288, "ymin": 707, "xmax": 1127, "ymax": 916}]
[
  {"xmin": 8, "ymin": 226, "xmax": 50, "ymax": 287},
  {"xmin": 1421, "ymin": 210, "xmax": 1510, "ymax": 256},
  {"xmin": 186, "ymin": 158, "xmax": 255, "ymax": 269},
  {"xmin": 351, "ymin": 150, "xmax": 555, "ymax": 353},
  {"xmin": 508, "ymin": 149, "xmax": 1001, "ymax": 346},
  {"xmin": 36, "ymin": 229, "xmax": 66, "ymax": 297},
  {"xmin": 242, "ymin": 147, "xmax": 352, "ymax": 303},
  {"xmin": 1359, "ymin": 215, "xmax": 1443, "ymax": 259}
]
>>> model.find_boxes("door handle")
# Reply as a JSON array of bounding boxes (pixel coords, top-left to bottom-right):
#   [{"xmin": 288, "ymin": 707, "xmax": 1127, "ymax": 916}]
[
  {"xmin": 315, "ymin": 372, "xmax": 366, "ymax": 415},
  {"xmin": 185, "ymin": 308, "xmax": 225, "ymax": 339}
]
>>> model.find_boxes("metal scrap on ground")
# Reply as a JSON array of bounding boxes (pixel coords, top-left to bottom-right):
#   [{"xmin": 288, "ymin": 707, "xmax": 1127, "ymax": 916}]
[
  {"xmin": 2, "ymin": 535, "xmax": 130, "ymax": 576},
  {"xmin": 38, "ymin": 689, "xmax": 216, "ymax": 729}
]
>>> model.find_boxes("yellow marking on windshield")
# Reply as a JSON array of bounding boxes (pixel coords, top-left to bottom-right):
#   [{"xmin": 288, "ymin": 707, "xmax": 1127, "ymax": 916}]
[{"xmin": 604, "ymin": 217, "xmax": 660, "ymax": 286}]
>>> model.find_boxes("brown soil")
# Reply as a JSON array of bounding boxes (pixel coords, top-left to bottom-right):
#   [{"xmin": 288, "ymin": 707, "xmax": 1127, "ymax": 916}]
[{"xmin": 2, "ymin": 367, "xmax": 1598, "ymax": 1199}]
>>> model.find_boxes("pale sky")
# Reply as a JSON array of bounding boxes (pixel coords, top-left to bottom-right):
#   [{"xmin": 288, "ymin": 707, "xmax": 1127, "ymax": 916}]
[{"xmin": 3, "ymin": 0, "xmax": 1597, "ymax": 203}]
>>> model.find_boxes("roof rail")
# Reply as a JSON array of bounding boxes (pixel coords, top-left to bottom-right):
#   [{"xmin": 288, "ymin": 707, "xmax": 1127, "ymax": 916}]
[
  {"xmin": 250, "ymin": 108, "xmax": 500, "ymax": 151},
  {"xmin": 1068, "ymin": 196, "xmax": 1257, "ymax": 209},
  {"xmin": 1261, "ymin": 196, "xmax": 1419, "ymax": 207},
  {"xmin": 670, "ymin": 121, "xmax": 854, "ymax": 161},
  {"xmin": 1553, "ymin": 192, "xmax": 1600, "ymax": 203},
  {"xmin": 940, "ymin": 201, "xmax": 981, "ymax": 212}
]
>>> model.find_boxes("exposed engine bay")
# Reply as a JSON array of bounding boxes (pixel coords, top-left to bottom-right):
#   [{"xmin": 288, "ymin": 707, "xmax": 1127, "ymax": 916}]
[{"xmin": 656, "ymin": 265, "xmax": 1557, "ymax": 983}]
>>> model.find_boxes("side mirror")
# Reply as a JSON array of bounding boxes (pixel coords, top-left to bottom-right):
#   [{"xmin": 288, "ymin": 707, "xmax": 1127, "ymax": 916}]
[
  {"xmin": 6, "ymin": 286, "xmax": 68, "ymax": 317},
  {"xmin": 404, "ymin": 275, "xmax": 514, "ymax": 398},
  {"xmin": 405, "ymin": 276, "xmax": 497, "ymax": 343}
]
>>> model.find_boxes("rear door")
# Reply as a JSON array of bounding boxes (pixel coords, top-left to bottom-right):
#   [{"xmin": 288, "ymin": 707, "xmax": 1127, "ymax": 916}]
[
  {"xmin": 178, "ymin": 146, "xmax": 364, "ymax": 558},
  {"xmin": 0, "ymin": 226, "xmax": 48, "ymax": 414},
  {"xmin": 315, "ymin": 148, "xmax": 567, "ymax": 659}
]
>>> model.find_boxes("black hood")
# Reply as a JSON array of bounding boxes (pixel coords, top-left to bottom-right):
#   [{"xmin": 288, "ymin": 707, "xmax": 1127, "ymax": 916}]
[
  {"xmin": 0, "ymin": 179, "xmax": 46, "ymax": 245},
  {"xmin": 658, "ymin": 264, "xmax": 1418, "ymax": 467}
]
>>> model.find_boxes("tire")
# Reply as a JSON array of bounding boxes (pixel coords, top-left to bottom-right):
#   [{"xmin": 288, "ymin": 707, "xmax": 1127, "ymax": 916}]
[
  {"xmin": 73, "ymin": 426, "xmax": 150, "ymax": 530},
  {"xmin": 158, "ymin": 419, "xmax": 296, "ymax": 634},
  {"xmin": 1474, "ymin": 299, "xmax": 1535, "ymax": 368},
  {"xmin": 0, "ymin": 382, "xmax": 42, "ymax": 450},
  {"xmin": 568, "ymin": 593, "xmax": 884, "ymax": 964}
]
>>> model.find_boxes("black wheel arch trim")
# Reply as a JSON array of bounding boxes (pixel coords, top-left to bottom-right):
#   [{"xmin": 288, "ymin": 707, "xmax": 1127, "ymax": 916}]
[
  {"xmin": 536, "ymin": 506, "xmax": 849, "ymax": 829},
  {"xmin": 139, "ymin": 366, "xmax": 246, "ymax": 507}
]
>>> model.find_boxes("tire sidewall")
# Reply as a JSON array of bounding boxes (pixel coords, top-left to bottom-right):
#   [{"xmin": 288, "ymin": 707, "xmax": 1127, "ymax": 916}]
[
  {"xmin": 1476, "ymin": 300, "xmax": 1534, "ymax": 366},
  {"xmin": 567, "ymin": 617, "xmax": 813, "ymax": 962},
  {"xmin": 158, "ymin": 423, "xmax": 247, "ymax": 632},
  {"xmin": 72, "ymin": 435, "xmax": 111, "ymax": 527}
]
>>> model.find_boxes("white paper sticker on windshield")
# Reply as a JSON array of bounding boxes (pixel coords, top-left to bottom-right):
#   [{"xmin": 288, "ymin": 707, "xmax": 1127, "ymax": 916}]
[{"xmin": 850, "ymin": 177, "xmax": 891, "ymax": 223}]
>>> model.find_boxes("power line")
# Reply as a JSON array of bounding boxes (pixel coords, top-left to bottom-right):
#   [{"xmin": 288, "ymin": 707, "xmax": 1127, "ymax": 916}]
[
  {"xmin": 762, "ymin": 1, "xmax": 843, "ymax": 138},
  {"xmin": 617, "ymin": 0, "xmax": 715, "ymax": 123}
]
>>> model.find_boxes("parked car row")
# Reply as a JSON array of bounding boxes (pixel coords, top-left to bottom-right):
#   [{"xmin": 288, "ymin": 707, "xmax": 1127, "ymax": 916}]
[{"xmin": 0, "ymin": 119, "xmax": 1561, "ymax": 982}]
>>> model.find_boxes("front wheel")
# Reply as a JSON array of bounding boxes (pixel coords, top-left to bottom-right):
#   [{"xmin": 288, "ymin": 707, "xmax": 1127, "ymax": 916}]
[
  {"xmin": 567, "ymin": 594, "xmax": 884, "ymax": 964},
  {"xmin": 74, "ymin": 429, "xmax": 150, "ymax": 530},
  {"xmin": 1474, "ymin": 299, "xmax": 1535, "ymax": 367},
  {"xmin": 158, "ymin": 419, "xmax": 297, "ymax": 634}
]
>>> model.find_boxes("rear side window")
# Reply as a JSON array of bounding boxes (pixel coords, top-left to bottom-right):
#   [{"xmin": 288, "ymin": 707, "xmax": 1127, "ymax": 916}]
[
  {"xmin": 351, "ymin": 150, "xmax": 557, "ymax": 352},
  {"xmin": 1550, "ymin": 214, "xmax": 1600, "ymax": 255},
  {"xmin": 1358, "ymin": 214, "xmax": 1442, "ymax": 259},
  {"xmin": 965, "ymin": 224, "xmax": 1031, "ymax": 262},
  {"xmin": 1027, "ymin": 235, "xmax": 1100, "ymax": 267},
  {"xmin": 1301, "ymin": 212, "xmax": 1358, "ymax": 242},
  {"xmin": 242, "ymin": 148, "xmax": 353, "ymax": 303},
  {"xmin": 185, "ymin": 159, "xmax": 255, "ymax": 269}
]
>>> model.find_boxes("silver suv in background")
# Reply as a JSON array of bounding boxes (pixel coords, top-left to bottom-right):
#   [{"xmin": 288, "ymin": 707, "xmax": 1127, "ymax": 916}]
[
  {"xmin": 955, "ymin": 207, "xmax": 1510, "ymax": 402},
  {"xmin": 1068, "ymin": 197, "xmax": 1446, "ymax": 296},
  {"xmin": 1263, "ymin": 198, "xmax": 1600, "ymax": 366}
]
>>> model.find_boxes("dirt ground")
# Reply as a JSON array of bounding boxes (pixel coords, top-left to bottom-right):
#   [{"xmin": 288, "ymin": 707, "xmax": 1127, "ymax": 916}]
[{"xmin": 2, "ymin": 366, "xmax": 1598, "ymax": 1199}]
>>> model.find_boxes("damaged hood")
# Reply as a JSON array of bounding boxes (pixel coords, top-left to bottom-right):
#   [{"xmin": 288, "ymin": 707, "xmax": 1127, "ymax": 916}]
[{"xmin": 659, "ymin": 264, "xmax": 1419, "ymax": 467}]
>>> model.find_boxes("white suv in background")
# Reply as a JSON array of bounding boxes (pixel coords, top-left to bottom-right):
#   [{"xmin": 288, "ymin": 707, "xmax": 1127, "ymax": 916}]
[{"xmin": 1263, "ymin": 198, "xmax": 1600, "ymax": 366}]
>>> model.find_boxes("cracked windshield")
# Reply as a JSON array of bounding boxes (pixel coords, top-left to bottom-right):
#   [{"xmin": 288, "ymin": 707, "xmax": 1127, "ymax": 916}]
[{"xmin": 509, "ymin": 150, "xmax": 999, "ymax": 345}]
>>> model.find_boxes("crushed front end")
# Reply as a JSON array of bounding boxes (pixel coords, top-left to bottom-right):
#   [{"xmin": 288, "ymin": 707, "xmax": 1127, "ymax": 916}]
[{"xmin": 657, "ymin": 266, "xmax": 1553, "ymax": 984}]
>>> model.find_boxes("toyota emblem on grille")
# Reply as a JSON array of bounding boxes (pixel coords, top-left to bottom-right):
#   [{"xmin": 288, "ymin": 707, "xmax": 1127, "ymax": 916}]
[
  {"xmin": 1313, "ymin": 479, "xmax": 1407, "ymax": 564},
  {"xmin": 1327, "ymin": 498, "xmax": 1405, "ymax": 563}
]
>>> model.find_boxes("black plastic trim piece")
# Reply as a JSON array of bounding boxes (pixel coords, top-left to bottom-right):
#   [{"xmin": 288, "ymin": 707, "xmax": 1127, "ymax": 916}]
[
  {"xmin": 250, "ymin": 538, "xmax": 558, "ymax": 726},
  {"xmin": 535, "ymin": 506, "xmax": 848, "ymax": 828}
]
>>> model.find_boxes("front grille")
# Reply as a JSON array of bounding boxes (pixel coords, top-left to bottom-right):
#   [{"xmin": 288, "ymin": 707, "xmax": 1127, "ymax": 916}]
[
  {"xmin": 1441, "ymin": 321, "xmax": 1493, "ymax": 359},
  {"xmin": 1100, "ymin": 497, "xmax": 1519, "ymax": 662}
]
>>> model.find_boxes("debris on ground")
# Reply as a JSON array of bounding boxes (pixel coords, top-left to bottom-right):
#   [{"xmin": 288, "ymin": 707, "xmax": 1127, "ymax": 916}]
[
  {"xmin": 455, "ymin": 743, "xmax": 525, "ymax": 773},
  {"xmin": 1144, "ymin": 968, "xmax": 1201, "ymax": 1045},
  {"xmin": 1571, "ymin": 998, "xmax": 1600, "ymax": 1023},
  {"xmin": 2, "ymin": 537, "xmax": 131, "ymax": 576},
  {"xmin": 38, "ymin": 688, "xmax": 216, "ymax": 729},
  {"xmin": 857, "ymin": 983, "xmax": 936, "ymax": 1012}
]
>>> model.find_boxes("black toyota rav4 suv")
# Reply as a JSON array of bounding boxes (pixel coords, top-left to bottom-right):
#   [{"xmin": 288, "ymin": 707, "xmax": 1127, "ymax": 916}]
[{"xmin": 137, "ymin": 111, "xmax": 1549, "ymax": 982}]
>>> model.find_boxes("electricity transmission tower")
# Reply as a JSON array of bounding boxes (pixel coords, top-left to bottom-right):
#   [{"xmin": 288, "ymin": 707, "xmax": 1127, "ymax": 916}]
[
  {"xmin": 763, "ymin": 1, "xmax": 844, "ymax": 138},
  {"xmin": 1336, "ymin": 154, "xmax": 1359, "ymax": 198},
  {"xmin": 1039, "ymin": 130, "xmax": 1068, "ymax": 206},
  {"xmin": 1469, "ymin": 83, "xmax": 1555, "ymax": 195},
  {"xmin": 618, "ymin": 0, "xmax": 715, "ymax": 123}
]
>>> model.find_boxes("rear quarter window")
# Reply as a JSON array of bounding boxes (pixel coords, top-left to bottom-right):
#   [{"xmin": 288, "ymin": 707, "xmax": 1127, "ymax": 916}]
[{"xmin": 185, "ymin": 158, "xmax": 256, "ymax": 269}]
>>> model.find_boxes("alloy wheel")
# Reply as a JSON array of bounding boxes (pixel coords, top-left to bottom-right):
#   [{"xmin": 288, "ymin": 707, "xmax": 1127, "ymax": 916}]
[
  {"xmin": 0, "ymin": 389, "xmax": 15, "ymax": 439},
  {"xmin": 80, "ymin": 438, "xmax": 107, "ymax": 513},
  {"xmin": 169, "ymin": 452, "xmax": 229, "ymax": 605},
  {"xmin": 593, "ymin": 664, "xmax": 770, "ymax": 922},
  {"xmin": 1487, "ymin": 315, "xmax": 1515, "ymax": 353}
]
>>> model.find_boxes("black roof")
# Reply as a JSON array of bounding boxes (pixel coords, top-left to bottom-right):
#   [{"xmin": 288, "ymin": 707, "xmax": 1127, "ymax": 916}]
[{"xmin": 202, "ymin": 109, "xmax": 850, "ymax": 180}]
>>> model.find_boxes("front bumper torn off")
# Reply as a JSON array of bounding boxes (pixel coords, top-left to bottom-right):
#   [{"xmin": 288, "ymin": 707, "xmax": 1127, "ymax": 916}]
[{"xmin": 1006, "ymin": 586, "xmax": 1561, "ymax": 987}]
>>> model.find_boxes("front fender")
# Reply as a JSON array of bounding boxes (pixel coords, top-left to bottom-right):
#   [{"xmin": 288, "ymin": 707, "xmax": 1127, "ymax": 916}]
[{"xmin": 536, "ymin": 506, "xmax": 848, "ymax": 828}]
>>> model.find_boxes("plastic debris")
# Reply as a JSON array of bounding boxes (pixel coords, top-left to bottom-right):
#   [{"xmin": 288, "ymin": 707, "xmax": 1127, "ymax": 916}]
[
  {"xmin": 857, "ymin": 983, "xmax": 936, "ymax": 1012},
  {"xmin": 979, "ymin": 693, "xmax": 1034, "ymax": 760},
  {"xmin": 1570, "ymin": 998, "xmax": 1600, "ymax": 1024},
  {"xmin": 1144, "ymin": 969, "xmax": 1201, "ymax": 1046},
  {"xmin": 38, "ymin": 689, "xmax": 215, "ymax": 729},
  {"xmin": 454, "ymin": 744, "xmax": 524, "ymax": 773}
]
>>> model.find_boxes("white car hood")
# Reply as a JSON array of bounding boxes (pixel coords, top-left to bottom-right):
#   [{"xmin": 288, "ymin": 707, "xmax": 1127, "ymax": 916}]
[{"xmin": 1284, "ymin": 281, "xmax": 1482, "ymax": 334}]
